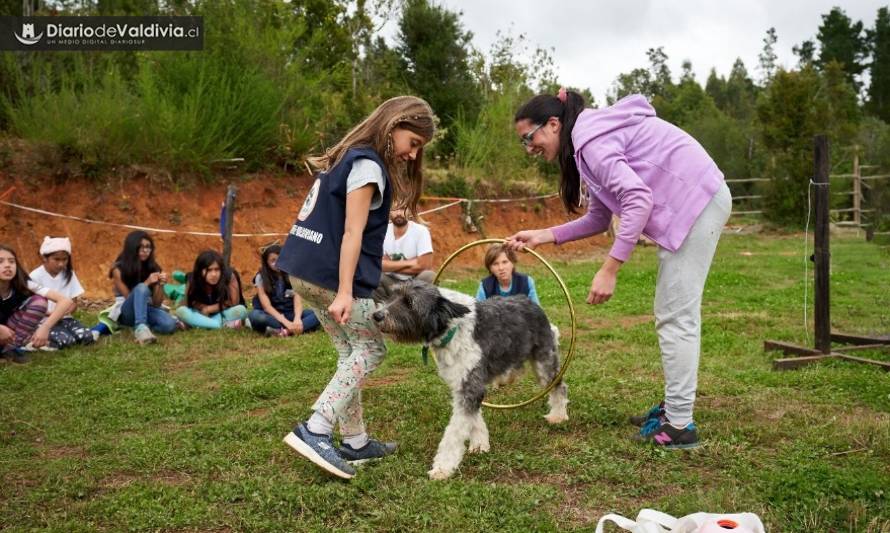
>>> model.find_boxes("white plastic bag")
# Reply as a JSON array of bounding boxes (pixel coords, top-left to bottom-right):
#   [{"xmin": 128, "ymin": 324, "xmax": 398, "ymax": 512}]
[{"xmin": 595, "ymin": 509, "xmax": 766, "ymax": 533}]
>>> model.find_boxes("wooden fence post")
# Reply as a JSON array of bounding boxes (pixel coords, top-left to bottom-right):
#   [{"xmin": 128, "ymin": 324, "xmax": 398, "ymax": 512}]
[
  {"xmin": 853, "ymin": 145, "xmax": 861, "ymax": 227},
  {"xmin": 222, "ymin": 184, "xmax": 237, "ymax": 269},
  {"xmin": 813, "ymin": 136, "xmax": 831, "ymax": 354}
]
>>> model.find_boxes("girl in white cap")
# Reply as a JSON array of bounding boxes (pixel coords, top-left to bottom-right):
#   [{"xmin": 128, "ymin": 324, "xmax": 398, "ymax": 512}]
[{"xmin": 29, "ymin": 236, "xmax": 96, "ymax": 350}]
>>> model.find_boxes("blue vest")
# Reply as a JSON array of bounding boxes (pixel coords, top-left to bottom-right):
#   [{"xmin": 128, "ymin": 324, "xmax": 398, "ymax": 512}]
[
  {"xmin": 482, "ymin": 272, "xmax": 530, "ymax": 299},
  {"xmin": 277, "ymin": 147, "xmax": 392, "ymax": 298},
  {"xmin": 252, "ymin": 274, "xmax": 294, "ymax": 314}
]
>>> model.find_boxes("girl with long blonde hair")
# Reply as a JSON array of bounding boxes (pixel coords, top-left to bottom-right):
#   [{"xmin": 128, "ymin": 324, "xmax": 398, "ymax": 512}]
[{"xmin": 277, "ymin": 96, "xmax": 437, "ymax": 479}]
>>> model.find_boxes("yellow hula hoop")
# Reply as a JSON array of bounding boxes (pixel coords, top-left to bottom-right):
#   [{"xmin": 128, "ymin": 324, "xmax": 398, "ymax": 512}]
[{"xmin": 432, "ymin": 238, "xmax": 577, "ymax": 410}]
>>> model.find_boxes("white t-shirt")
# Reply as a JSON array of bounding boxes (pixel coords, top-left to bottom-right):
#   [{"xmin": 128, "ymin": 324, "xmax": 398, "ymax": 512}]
[
  {"xmin": 346, "ymin": 158, "xmax": 386, "ymax": 210},
  {"xmin": 383, "ymin": 221, "xmax": 434, "ymax": 280},
  {"xmin": 29, "ymin": 265, "xmax": 84, "ymax": 314}
]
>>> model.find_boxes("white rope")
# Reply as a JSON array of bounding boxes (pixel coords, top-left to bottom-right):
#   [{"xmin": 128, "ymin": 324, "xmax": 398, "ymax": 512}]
[
  {"xmin": 2, "ymin": 191, "xmax": 559, "ymax": 236},
  {"xmin": 417, "ymin": 199, "xmax": 463, "ymax": 216},
  {"xmin": 0, "ymin": 200, "xmax": 284, "ymax": 237}
]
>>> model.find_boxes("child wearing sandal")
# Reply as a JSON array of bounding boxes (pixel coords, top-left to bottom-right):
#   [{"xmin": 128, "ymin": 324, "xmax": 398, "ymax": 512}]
[{"xmin": 278, "ymin": 96, "xmax": 436, "ymax": 479}]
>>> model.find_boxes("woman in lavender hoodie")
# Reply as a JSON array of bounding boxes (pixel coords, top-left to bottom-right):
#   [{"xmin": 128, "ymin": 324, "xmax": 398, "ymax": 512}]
[{"xmin": 507, "ymin": 89, "xmax": 732, "ymax": 450}]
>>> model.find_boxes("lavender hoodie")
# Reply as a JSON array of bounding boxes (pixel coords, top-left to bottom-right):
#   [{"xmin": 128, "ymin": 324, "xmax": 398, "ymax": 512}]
[{"xmin": 549, "ymin": 94, "xmax": 725, "ymax": 262}]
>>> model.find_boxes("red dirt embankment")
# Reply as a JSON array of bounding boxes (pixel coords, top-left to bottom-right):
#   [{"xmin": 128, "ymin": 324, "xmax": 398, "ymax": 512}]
[{"xmin": 0, "ymin": 172, "xmax": 607, "ymax": 300}]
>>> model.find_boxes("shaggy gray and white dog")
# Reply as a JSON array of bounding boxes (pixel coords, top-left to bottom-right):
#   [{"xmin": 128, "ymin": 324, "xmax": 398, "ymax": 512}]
[{"xmin": 372, "ymin": 279, "xmax": 569, "ymax": 480}]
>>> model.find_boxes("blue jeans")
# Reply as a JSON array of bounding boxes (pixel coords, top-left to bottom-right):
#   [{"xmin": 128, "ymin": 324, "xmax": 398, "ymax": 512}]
[
  {"xmin": 118, "ymin": 283, "xmax": 178, "ymax": 334},
  {"xmin": 248, "ymin": 308, "xmax": 319, "ymax": 334},
  {"xmin": 175, "ymin": 305, "xmax": 248, "ymax": 330}
]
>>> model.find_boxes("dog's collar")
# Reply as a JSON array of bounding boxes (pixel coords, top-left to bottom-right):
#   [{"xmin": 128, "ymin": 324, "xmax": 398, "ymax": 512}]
[
  {"xmin": 421, "ymin": 326, "xmax": 459, "ymax": 365},
  {"xmin": 434, "ymin": 326, "xmax": 459, "ymax": 348}
]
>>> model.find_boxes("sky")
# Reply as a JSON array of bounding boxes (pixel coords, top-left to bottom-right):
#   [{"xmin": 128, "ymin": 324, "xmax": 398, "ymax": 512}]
[{"xmin": 379, "ymin": 0, "xmax": 886, "ymax": 104}]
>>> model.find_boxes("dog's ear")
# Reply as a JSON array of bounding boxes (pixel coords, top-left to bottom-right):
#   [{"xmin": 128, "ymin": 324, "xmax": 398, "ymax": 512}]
[{"xmin": 422, "ymin": 296, "xmax": 470, "ymax": 342}]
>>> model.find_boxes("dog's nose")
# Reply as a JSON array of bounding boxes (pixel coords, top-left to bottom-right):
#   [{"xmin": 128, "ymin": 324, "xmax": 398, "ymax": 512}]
[{"xmin": 372, "ymin": 310, "xmax": 385, "ymax": 322}]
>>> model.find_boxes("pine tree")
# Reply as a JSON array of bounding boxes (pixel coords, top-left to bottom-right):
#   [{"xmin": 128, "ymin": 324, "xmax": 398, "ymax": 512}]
[
  {"xmin": 867, "ymin": 7, "xmax": 890, "ymax": 121},
  {"xmin": 397, "ymin": 0, "xmax": 479, "ymax": 152},
  {"xmin": 816, "ymin": 7, "xmax": 867, "ymax": 90},
  {"xmin": 758, "ymin": 27, "xmax": 778, "ymax": 85}
]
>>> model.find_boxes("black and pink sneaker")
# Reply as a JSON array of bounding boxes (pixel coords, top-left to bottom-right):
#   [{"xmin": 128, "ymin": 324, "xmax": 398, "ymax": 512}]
[
  {"xmin": 635, "ymin": 416, "xmax": 700, "ymax": 450},
  {"xmin": 629, "ymin": 400, "xmax": 665, "ymax": 427}
]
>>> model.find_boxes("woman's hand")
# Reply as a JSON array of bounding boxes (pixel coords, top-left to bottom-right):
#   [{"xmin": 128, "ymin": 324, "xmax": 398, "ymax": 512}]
[
  {"xmin": 506, "ymin": 228, "xmax": 555, "ymax": 251},
  {"xmin": 145, "ymin": 272, "xmax": 161, "ymax": 285},
  {"xmin": 328, "ymin": 292, "xmax": 353, "ymax": 325},
  {"xmin": 587, "ymin": 259, "xmax": 622, "ymax": 305},
  {"xmin": 30, "ymin": 324, "xmax": 51, "ymax": 348}
]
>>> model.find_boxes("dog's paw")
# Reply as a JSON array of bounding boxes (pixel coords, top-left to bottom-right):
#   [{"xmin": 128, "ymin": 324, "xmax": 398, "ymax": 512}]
[
  {"xmin": 428, "ymin": 467, "xmax": 453, "ymax": 480},
  {"xmin": 468, "ymin": 439, "xmax": 490, "ymax": 454},
  {"xmin": 544, "ymin": 412, "xmax": 568, "ymax": 424}
]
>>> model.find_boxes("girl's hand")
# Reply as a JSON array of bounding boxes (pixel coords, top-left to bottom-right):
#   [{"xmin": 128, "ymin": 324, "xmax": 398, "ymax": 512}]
[
  {"xmin": 328, "ymin": 292, "xmax": 353, "ymax": 325},
  {"xmin": 0, "ymin": 325, "xmax": 13, "ymax": 345},
  {"xmin": 287, "ymin": 318, "xmax": 304, "ymax": 335},
  {"xmin": 506, "ymin": 229, "xmax": 554, "ymax": 251},
  {"xmin": 158, "ymin": 272, "xmax": 168, "ymax": 284},
  {"xmin": 30, "ymin": 325, "xmax": 50, "ymax": 348},
  {"xmin": 145, "ymin": 272, "xmax": 161, "ymax": 285},
  {"xmin": 587, "ymin": 268, "xmax": 617, "ymax": 305}
]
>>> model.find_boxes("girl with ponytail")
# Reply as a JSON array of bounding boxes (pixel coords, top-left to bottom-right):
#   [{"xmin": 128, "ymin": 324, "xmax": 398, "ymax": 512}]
[{"xmin": 507, "ymin": 89, "xmax": 732, "ymax": 451}]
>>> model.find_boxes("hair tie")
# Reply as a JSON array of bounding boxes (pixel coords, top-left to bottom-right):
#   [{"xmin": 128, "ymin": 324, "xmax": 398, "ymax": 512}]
[{"xmin": 557, "ymin": 87, "xmax": 567, "ymax": 103}]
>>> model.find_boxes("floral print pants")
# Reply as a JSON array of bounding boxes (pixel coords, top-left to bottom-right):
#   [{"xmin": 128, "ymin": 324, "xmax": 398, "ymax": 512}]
[{"xmin": 290, "ymin": 277, "xmax": 387, "ymax": 437}]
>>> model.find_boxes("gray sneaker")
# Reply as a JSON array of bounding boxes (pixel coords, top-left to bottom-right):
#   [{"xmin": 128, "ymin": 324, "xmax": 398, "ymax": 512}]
[
  {"xmin": 134, "ymin": 325, "xmax": 157, "ymax": 345},
  {"xmin": 283, "ymin": 423, "xmax": 356, "ymax": 479},
  {"xmin": 337, "ymin": 438, "xmax": 398, "ymax": 464}
]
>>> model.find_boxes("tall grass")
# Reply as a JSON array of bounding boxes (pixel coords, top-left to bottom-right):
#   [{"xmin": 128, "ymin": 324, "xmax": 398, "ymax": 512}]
[
  {"xmin": 452, "ymin": 87, "xmax": 557, "ymax": 193},
  {"xmin": 0, "ymin": 0, "xmax": 363, "ymax": 180}
]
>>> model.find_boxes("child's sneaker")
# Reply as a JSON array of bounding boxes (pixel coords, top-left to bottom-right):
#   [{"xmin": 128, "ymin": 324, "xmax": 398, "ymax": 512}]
[
  {"xmin": 283, "ymin": 423, "xmax": 356, "ymax": 479},
  {"xmin": 224, "ymin": 319, "xmax": 242, "ymax": 329},
  {"xmin": 2, "ymin": 348, "xmax": 31, "ymax": 364},
  {"xmin": 629, "ymin": 400, "xmax": 665, "ymax": 426},
  {"xmin": 134, "ymin": 324, "xmax": 157, "ymax": 345},
  {"xmin": 337, "ymin": 438, "xmax": 398, "ymax": 464},
  {"xmin": 634, "ymin": 416, "xmax": 700, "ymax": 450}
]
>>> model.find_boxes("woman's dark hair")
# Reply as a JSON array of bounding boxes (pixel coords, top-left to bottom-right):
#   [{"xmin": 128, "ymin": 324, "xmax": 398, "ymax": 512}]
[
  {"xmin": 258, "ymin": 244, "xmax": 286, "ymax": 295},
  {"xmin": 42, "ymin": 237, "xmax": 74, "ymax": 285},
  {"xmin": 514, "ymin": 90, "xmax": 586, "ymax": 213},
  {"xmin": 0, "ymin": 244, "xmax": 33, "ymax": 299},
  {"xmin": 186, "ymin": 250, "xmax": 232, "ymax": 308},
  {"xmin": 109, "ymin": 231, "xmax": 161, "ymax": 289}
]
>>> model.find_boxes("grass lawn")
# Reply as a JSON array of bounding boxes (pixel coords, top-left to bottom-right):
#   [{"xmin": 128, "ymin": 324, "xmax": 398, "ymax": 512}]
[{"xmin": 1, "ymin": 232, "xmax": 888, "ymax": 532}]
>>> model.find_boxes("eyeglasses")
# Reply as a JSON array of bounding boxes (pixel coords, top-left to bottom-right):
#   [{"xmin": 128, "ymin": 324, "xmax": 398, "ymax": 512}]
[
  {"xmin": 519, "ymin": 123, "xmax": 545, "ymax": 147},
  {"xmin": 139, "ymin": 244, "xmax": 153, "ymax": 251}
]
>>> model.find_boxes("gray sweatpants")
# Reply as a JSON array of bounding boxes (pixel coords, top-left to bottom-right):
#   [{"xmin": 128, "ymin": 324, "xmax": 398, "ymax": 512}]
[{"xmin": 655, "ymin": 182, "xmax": 732, "ymax": 427}]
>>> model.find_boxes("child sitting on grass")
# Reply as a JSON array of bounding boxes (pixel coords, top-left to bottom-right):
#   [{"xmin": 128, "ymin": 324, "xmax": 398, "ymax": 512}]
[
  {"xmin": 248, "ymin": 243, "xmax": 319, "ymax": 337},
  {"xmin": 29, "ymin": 236, "xmax": 96, "ymax": 350},
  {"xmin": 0, "ymin": 244, "xmax": 73, "ymax": 363},
  {"xmin": 475, "ymin": 243, "xmax": 541, "ymax": 305},
  {"xmin": 175, "ymin": 250, "xmax": 248, "ymax": 330}
]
